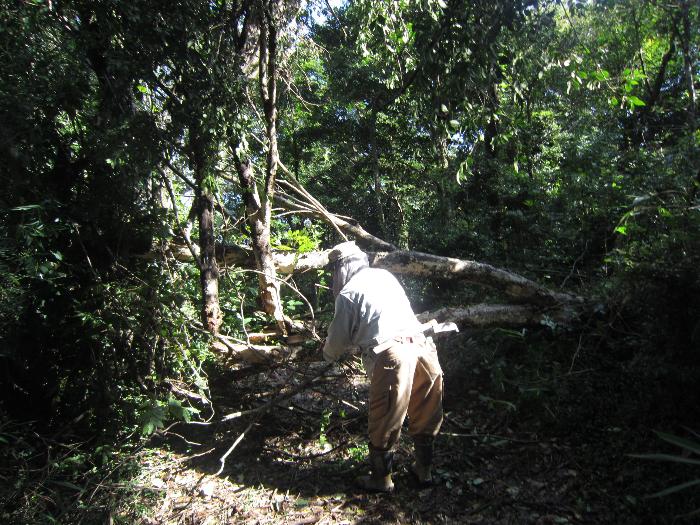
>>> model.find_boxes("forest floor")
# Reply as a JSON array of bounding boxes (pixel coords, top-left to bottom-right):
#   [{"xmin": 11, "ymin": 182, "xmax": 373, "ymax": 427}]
[
  {"xmin": 106, "ymin": 330, "xmax": 700, "ymax": 525},
  {"xmin": 3, "ymin": 330, "xmax": 699, "ymax": 524}
]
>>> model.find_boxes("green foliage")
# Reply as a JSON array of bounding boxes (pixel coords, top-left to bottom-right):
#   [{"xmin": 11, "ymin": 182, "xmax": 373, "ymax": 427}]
[
  {"xmin": 0, "ymin": 0, "xmax": 699, "ymax": 518},
  {"xmin": 347, "ymin": 442, "xmax": 369, "ymax": 463},
  {"xmin": 139, "ymin": 396, "xmax": 200, "ymax": 436},
  {"xmin": 318, "ymin": 409, "xmax": 332, "ymax": 448}
]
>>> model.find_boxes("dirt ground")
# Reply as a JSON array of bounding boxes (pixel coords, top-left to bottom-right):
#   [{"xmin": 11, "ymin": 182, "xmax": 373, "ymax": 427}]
[{"xmin": 107, "ymin": 331, "xmax": 700, "ymax": 524}]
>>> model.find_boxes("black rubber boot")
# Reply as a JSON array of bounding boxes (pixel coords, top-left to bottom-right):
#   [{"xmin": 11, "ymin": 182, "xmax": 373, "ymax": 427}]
[
  {"xmin": 355, "ymin": 445, "xmax": 395, "ymax": 493},
  {"xmin": 410, "ymin": 435, "xmax": 434, "ymax": 485}
]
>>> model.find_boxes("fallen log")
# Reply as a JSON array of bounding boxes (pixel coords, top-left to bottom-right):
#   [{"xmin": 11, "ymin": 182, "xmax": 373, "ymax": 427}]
[
  {"xmin": 216, "ymin": 303, "xmax": 575, "ymax": 363},
  {"xmin": 163, "ymin": 243, "xmax": 580, "ymax": 306},
  {"xmin": 368, "ymin": 251, "xmax": 582, "ymax": 306},
  {"xmin": 211, "ymin": 335, "xmax": 286, "ymax": 364},
  {"xmin": 416, "ymin": 303, "xmax": 577, "ymax": 330}
]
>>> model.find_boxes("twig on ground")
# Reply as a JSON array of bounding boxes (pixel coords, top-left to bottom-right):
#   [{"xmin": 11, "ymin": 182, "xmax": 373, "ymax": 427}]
[
  {"xmin": 221, "ymin": 362, "xmax": 336, "ymax": 422},
  {"xmin": 443, "ymin": 416, "xmax": 539, "ymax": 444},
  {"xmin": 567, "ymin": 333, "xmax": 585, "ymax": 374},
  {"xmin": 441, "ymin": 432, "xmax": 539, "ymax": 444},
  {"xmin": 158, "ymin": 428, "xmax": 202, "ymax": 447},
  {"xmin": 214, "ymin": 362, "xmax": 338, "ymax": 476},
  {"xmin": 215, "ymin": 420, "xmax": 256, "ymax": 476},
  {"xmin": 263, "ymin": 439, "xmax": 355, "ymax": 461},
  {"xmin": 174, "ymin": 447, "xmax": 217, "ymax": 463}
]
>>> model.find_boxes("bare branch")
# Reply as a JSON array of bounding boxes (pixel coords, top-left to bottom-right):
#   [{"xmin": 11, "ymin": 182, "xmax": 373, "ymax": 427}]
[{"xmin": 158, "ymin": 168, "xmax": 202, "ymax": 269}]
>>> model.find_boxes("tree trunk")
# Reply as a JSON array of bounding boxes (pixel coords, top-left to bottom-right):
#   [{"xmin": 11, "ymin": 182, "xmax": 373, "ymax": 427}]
[
  {"xmin": 370, "ymin": 110, "xmax": 387, "ymax": 238},
  {"xmin": 192, "ymin": 136, "xmax": 222, "ymax": 334},
  {"xmin": 436, "ymin": 130, "xmax": 455, "ymax": 224},
  {"xmin": 416, "ymin": 304, "xmax": 576, "ymax": 329},
  {"xmin": 368, "ymin": 250, "xmax": 581, "ymax": 306},
  {"xmin": 234, "ymin": 156, "xmax": 287, "ymax": 335},
  {"xmin": 252, "ymin": 1, "xmax": 287, "ymax": 335}
]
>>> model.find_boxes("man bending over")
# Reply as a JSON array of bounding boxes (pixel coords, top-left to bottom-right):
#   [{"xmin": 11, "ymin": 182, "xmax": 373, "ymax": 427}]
[{"xmin": 323, "ymin": 241, "xmax": 444, "ymax": 492}]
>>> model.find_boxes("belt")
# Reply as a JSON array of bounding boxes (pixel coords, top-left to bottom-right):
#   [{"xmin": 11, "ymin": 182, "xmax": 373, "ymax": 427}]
[{"xmin": 371, "ymin": 333, "xmax": 428, "ymax": 355}]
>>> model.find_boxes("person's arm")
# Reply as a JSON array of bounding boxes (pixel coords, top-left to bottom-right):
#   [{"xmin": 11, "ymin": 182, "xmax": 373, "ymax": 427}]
[{"xmin": 322, "ymin": 295, "xmax": 355, "ymax": 362}]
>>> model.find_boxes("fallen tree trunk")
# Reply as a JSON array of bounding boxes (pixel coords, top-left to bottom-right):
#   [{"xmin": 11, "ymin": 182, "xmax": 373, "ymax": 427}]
[
  {"xmin": 273, "ymin": 183, "xmax": 577, "ymax": 304},
  {"xmin": 368, "ymin": 251, "xmax": 582, "ymax": 306},
  {"xmin": 165, "ymin": 243, "xmax": 581, "ymax": 306},
  {"xmin": 211, "ymin": 336, "xmax": 286, "ymax": 364},
  {"xmin": 416, "ymin": 304, "xmax": 577, "ymax": 330}
]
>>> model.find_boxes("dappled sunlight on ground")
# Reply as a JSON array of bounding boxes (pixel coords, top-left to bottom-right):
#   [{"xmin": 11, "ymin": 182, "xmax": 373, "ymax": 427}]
[{"xmin": 105, "ymin": 334, "xmax": 700, "ymax": 523}]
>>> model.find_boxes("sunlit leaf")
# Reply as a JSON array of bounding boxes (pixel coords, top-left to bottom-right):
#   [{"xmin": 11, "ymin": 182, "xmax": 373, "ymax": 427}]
[{"xmin": 628, "ymin": 95, "xmax": 645, "ymax": 106}]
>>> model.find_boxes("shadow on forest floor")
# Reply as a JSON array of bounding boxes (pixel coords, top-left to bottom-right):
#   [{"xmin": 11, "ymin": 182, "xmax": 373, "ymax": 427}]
[
  {"xmin": 100, "ymin": 330, "xmax": 700, "ymax": 524},
  {"xmin": 7, "ymin": 332, "xmax": 696, "ymax": 524}
]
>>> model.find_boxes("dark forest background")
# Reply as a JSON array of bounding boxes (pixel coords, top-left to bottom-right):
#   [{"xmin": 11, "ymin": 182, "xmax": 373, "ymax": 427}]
[{"xmin": 1, "ymin": 0, "xmax": 698, "ymax": 523}]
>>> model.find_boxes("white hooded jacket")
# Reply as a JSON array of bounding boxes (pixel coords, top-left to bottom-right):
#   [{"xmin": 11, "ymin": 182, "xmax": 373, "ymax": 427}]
[{"xmin": 323, "ymin": 261, "xmax": 422, "ymax": 376}]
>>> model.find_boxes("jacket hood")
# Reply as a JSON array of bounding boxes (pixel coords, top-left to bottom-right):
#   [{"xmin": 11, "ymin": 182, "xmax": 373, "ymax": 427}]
[{"xmin": 332, "ymin": 251, "xmax": 369, "ymax": 298}]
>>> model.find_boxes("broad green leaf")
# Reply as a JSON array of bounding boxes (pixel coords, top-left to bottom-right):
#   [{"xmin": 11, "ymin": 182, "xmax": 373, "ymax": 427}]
[
  {"xmin": 141, "ymin": 404, "xmax": 166, "ymax": 436},
  {"xmin": 628, "ymin": 96, "xmax": 645, "ymax": 106}
]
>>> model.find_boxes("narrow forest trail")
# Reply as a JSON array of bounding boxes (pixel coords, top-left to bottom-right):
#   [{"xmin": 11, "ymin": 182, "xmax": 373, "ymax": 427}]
[{"xmin": 109, "ymin": 334, "xmax": 700, "ymax": 524}]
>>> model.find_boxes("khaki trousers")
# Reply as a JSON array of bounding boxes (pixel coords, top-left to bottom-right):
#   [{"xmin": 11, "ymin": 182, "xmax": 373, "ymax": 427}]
[{"xmin": 368, "ymin": 338, "xmax": 444, "ymax": 451}]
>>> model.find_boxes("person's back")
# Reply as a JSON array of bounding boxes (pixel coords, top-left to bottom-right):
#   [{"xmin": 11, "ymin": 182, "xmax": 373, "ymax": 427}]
[{"xmin": 336, "ymin": 267, "xmax": 421, "ymax": 352}]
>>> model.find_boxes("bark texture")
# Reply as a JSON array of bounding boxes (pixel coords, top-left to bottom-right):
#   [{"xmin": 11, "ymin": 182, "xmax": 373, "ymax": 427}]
[
  {"xmin": 192, "ymin": 137, "xmax": 222, "ymax": 334},
  {"xmin": 416, "ymin": 304, "xmax": 577, "ymax": 329},
  {"xmin": 226, "ymin": 1, "xmax": 288, "ymax": 335},
  {"xmin": 234, "ymin": 156, "xmax": 287, "ymax": 335},
  {"xmin": 197, "ymin": 193, "xmax": 222, "ymax": 333},
  {"xmin": 367, "ymin": 251, "xmax": 581, "ymax": 306}
]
